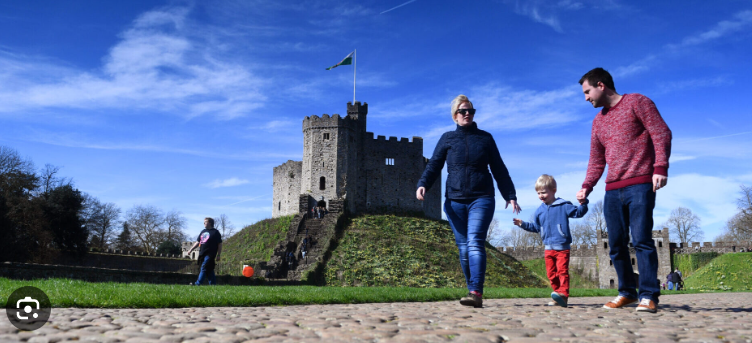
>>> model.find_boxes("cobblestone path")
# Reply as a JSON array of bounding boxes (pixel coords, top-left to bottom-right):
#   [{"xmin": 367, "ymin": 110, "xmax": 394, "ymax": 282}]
[{"xmin": 2, "ymin": 293, "xmax": 751, "ymax": 342}]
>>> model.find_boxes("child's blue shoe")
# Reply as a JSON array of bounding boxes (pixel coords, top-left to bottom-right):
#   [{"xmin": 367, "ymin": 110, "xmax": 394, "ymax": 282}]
[{"xmin": 551, "ymin": 292, "xmax": 568, "ymax": 307}]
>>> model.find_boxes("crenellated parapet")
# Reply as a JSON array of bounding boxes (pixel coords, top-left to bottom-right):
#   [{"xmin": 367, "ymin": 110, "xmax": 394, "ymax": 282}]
[
  {"xmin": 302, "ymin": 113, "xmax": 361, "ymax": 132},
  {"xmin": 671, "ymin": 241, "xmax": 752, "ymax": 254}
]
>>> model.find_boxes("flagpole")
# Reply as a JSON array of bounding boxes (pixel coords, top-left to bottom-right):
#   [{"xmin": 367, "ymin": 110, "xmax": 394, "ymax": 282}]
[{"xmin": 353, "ymin": 49, "xmax": 356, "ymax": 104}]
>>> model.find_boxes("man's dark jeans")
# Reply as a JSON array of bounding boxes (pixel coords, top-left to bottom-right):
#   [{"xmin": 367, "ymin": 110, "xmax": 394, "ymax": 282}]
[
  {"xmin": 604, "ymin": 183, "xmax": 660, "ymax": 303},
  {"xmin": 195, "ymin": 255, "xmax": 217, "ymax": 286}
]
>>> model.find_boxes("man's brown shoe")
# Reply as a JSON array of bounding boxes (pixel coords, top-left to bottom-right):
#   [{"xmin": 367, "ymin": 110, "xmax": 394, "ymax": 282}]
[
  {"xmin": 602, "ymin": 295, "xmax": 638, "ymax": 309},
  {"xmin": 636, "ymin": 298, "xmax": 658, "ymax": 313}
]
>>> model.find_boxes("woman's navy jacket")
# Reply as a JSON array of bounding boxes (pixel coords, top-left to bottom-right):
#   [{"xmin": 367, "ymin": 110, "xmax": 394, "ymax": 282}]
[{"xmin": 417, "ymin": 122, "xmax": 517, "ymax": 201}]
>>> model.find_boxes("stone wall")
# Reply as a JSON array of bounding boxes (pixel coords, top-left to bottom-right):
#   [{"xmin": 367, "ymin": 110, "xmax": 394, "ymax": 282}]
[
  {"xmin": 51, "ymin": 250, "xmax": 195, "ymax": 273},
  {"xmin": 273, "ymin": 160, "xmax": 303, "ymax": 217},
  {"xmin": 1, "ymin": 262, "xmax": 267, "ymax": 285}
]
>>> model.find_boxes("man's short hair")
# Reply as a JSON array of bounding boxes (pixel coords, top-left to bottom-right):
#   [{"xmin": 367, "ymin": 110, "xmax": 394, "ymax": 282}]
[
  {"xmin": 579, "ymin": 67, "xmax": 616, "ymax": 93},
  {"xmin": 205, "ymin": 217, "xmax": 215, "ymax": 227},
  {"xmin": 535, "ymin": 174, "xmax": 557, "ymax": 191}
]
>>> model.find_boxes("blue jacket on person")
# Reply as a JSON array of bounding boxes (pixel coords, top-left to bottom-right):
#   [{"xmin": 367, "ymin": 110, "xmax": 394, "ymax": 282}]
[
  {"xmin": 518, "ymin": 198, "xmax": 589, "ymax": 250},
  {"xmin": 417, "ymin": 122, "xmax": 517, "ymax": 201}
]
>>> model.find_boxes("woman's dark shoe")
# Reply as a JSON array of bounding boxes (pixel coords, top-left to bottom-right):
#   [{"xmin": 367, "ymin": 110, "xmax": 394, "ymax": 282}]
[{"xmin": 460, "ymin": 291, "xmax": 483, "ymax": 308}]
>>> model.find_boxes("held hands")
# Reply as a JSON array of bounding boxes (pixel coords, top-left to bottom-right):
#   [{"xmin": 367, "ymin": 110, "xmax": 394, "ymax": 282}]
[
  {"xmin": 506, "ymin": 199, "xmax": 521, "ymax": 214},
  {"xmin": 576, "ymin": 188, "xmax": 588, "ymax": 204},
  {"xmin": 512, "ymin": 218, "xmax": 523, "ymax": 227},
  {"xmin": 416, "ymin": 187, "xmax": 426, "ymax": 201},
  {"xmin": 653, "ymin": 174, "xmax": 668, "ymax": 192}
]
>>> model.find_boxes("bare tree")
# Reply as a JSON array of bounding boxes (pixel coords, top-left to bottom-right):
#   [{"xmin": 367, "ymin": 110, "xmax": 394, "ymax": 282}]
[
  {"xmin": 125, "ymin": 205, "xmax": 166, "ymax": 254},
  {"xmin": 83, "ymin": 195, "xmax": 122, "ymax": 249},
  {"xmin": 164, "ymin": 210, "xmax": 187, "ymax": 243},
  {"xmin": 214, "ymin": 213, "xmax": 236, "ymax": 238},
  {"xmin": 498, "ymin": 227, "xmax": 543, "ymax": 248},
  {"xmin": 585, "ymin": 200, "xmax": 606, "ymax": 233},
  {"xmin": 571, "ymin": 222, "xmax": 596, "ymax": 246},
  {"xmin": 664, "ymin": 207, "xmax": 703, "ymax": 243}
]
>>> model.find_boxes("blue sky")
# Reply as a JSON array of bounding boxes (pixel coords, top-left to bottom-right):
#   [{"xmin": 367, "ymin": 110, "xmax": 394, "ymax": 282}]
[{"xmin": 2, "ymin": 1, "xmax": 751, "ymax": 242}]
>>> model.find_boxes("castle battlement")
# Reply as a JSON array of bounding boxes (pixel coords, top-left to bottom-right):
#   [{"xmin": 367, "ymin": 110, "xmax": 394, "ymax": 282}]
[{"xmin": 302, "ymin": 113, "xmax": 360, "ymax": 131}]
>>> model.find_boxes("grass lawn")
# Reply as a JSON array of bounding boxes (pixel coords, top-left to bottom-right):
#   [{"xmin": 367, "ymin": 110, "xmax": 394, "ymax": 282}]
[
  {"xmin": 4, "ymin": 277, "xmax": 748, "ymax": 308},
  {"xmin": 0, "ymin": 277, "xmax": 624, "ymax": 308}
]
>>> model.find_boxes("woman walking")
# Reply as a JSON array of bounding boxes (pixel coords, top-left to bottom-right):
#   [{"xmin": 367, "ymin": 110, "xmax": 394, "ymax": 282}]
[{"xmin": 416, "ymin": 94, "xmax": 521, "ymax": 308}]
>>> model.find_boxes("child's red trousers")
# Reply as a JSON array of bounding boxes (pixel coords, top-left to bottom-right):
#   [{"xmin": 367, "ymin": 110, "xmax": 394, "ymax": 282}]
[{"xmin": 545, "ymin": 249, "xmax": 570, "ymax": 297}]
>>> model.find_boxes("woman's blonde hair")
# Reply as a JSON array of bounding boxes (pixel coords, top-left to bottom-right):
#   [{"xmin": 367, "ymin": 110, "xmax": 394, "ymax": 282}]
[
  {"xmin": 535, "ymin": 174, "xmax": 557, "ymax": 191},
  {"xmin": 450, "ymin": 94, "xmax": 473, "ymax": 123}
]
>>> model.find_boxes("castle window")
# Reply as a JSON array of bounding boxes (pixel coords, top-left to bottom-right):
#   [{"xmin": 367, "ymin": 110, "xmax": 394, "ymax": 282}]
[
  {"xmin": 385, "ymin": 158, "xmax": 394, "ymax": 166},
  {"xmin": 323, "ymin": 133, "xmax": 330, "ymax": 140},
  {"xmin": 320, "ymin": 177, "xmax": 326, "ymax": 190}
]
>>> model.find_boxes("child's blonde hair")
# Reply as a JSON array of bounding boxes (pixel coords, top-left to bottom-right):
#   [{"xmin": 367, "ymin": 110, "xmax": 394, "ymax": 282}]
[{"xmin": 535, "ymin": 174, "xmax": 557, "ymax": 191}]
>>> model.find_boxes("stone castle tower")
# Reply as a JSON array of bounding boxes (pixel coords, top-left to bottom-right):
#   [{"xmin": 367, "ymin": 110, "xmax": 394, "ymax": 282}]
[{"xmin": 272, "ymin": 101, "xmax": 441, "ymax": 219}]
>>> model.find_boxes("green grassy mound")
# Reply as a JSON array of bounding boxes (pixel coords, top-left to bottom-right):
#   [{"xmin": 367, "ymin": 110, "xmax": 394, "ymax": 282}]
[
  {"xmin": 671, "ymin": 252, "xmax": 719, "ymax": 278},
  {"xmin": 521, "ymin": 258, "xmax": 600, "ymax": 289},
  {"xmin": 322, "ymin": 214, "xmax": 545, "ymax": 288},
  {"xmin": 215, "ymin": 215, "xmax": 293, "ymax": 276},
  {"xmin": 684, "ymin": 252, "xmax": 752, "ymax": 291}
]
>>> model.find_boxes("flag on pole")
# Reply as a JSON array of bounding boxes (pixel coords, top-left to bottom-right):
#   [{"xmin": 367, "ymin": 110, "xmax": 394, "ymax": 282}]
[{"xmin": 326, "ymin": 51, "xmax": 354, "ymax": 70}]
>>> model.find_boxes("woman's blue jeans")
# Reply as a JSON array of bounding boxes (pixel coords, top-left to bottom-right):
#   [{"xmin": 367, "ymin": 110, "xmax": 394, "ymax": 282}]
[
  {"xmin": 604, "ymin": 183, "xmax": 660, "ymax": 303},
  {"xmin": 444, "ymin": 197, "xmax": 495, "ymax": 294},
  {"xmin": 195, "ymin": 256, "xmax": 217, "ymax": 286}
]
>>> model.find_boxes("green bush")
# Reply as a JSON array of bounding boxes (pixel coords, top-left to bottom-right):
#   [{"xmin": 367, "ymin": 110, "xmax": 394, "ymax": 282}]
[{"xmin": 322, "ymin": 214, "xmax": 545, "ymax": 288}]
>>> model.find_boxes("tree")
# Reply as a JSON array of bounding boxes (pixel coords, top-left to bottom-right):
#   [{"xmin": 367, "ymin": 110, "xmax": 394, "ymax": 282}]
[
  {"xmin": 164, "ymin": 210, "xmax": 187, "ymax": 244},
  {"xmin": 214, "ymin": 213, "xmax": 236, "ymax": 238},
  {"xmin": 124, "ymin": 205, "xmax": 188, "ymax": 254},
  {"xmin": 664, "ymin": 207, "xmax": 703, "ymax": 243},
  {"xmin": 41, "ymin": 184, "xmax": 88, "ymax": 257},
  {"xmin": 83, "ymin": 196, "xmax": 122, "ymax": 249},
  {"xmin": 571, "ymin": 222, "xmax": 596, "ymax": 246},
  {"xmin": 498, "ymin": 226, "xmax": 543, "ymax": 248},
  {"xmin": 115, "ymin": 222, "xmax": 137, "ymax": 251}
]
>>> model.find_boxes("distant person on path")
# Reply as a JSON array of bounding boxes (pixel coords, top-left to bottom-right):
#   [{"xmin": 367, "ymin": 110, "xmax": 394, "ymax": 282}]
[
  {"xmin": 667, "ymin": 272, "xmax": 676, "ymax": 290},
  {"xmin": 576, "ymin": 68, "xmax": 672, "ymax": 313},
  {"xmin": 513, "ymin": 174, "xmax": 588, "ymax": 308},
  {"xmin": 186, "ymin": 217, "xmax": 223, "ymax": 286},
  {"xmin": 417, "ymin": 94, "xmax": 521, "ymax": 308}
]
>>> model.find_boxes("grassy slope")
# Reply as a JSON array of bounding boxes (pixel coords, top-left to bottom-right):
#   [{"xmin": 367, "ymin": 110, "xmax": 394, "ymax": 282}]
[
  {"xmin": 671, "ymin": 252, "xmax": 719, "ymax": 279},
  {"xmin": 323, "ymin": 214, "xmax": 546, "ymax": 288},
  {"xmin": 215, "ymin": 215, "xmax": 293, "ymax": 276},
  {"xmin": 521, "ymin": 258, "xmax": 600, "ymax": 289},
  {"xmin": 683, "ymin": 252, "xmax": 752, "ymax": 291}
]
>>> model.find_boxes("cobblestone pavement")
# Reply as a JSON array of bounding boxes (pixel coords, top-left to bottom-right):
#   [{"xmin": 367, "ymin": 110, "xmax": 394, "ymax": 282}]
[{"xmin": 2, "ymin": 293, "xmax": 751, "ymax": 342}]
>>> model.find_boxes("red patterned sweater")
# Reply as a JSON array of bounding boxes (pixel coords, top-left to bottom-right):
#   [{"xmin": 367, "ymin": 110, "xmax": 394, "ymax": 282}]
[{"xmin": 582, "ymin": 93, "xmax": 672, "ymax": 195}]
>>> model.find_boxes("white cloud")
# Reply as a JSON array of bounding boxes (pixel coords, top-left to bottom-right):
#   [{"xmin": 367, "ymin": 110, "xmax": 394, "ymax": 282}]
[
  {"xmin": 203, "ymin": 177, "xmax": 250, "ymax": 188},
  {"xmin": 0, "ymin": 6, "xmax": 266, "ymax": 120},
  {"xmin": 671, "ymin": 10, "xmax": 752, "ymax": 48}
]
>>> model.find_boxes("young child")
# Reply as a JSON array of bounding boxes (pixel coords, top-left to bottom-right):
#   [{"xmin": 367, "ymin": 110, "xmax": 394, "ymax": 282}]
[{"xmin": 513, "ymin": 174, "xmax": 588, "ymax": 307}]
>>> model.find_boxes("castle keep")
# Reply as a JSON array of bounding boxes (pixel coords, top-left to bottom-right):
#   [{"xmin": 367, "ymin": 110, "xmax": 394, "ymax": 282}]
[{"xmin": 272, "ymin": 101, "xmax": 441, "ymax": 219}]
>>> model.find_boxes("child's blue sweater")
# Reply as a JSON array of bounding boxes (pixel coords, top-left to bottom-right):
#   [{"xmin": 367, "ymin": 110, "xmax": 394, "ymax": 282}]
[{"xmin": 518, "ymin": 198, "xmax": 589, "ymax": 250}]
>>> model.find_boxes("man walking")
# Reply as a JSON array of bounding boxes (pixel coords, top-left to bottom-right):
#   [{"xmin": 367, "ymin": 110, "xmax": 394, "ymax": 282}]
[
  {"xmin": 187, "ymin": 217, "xmax": 223, "ymax": 285},
  {"xmin": 576, "ymin": 68, "xmax": 672, "ymax": 313}
]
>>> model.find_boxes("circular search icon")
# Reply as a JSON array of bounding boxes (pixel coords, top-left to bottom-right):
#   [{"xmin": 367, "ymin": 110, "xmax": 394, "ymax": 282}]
[{"xmin": 5, "ymin": 286, "xmax": 51, "ymax": 331}]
